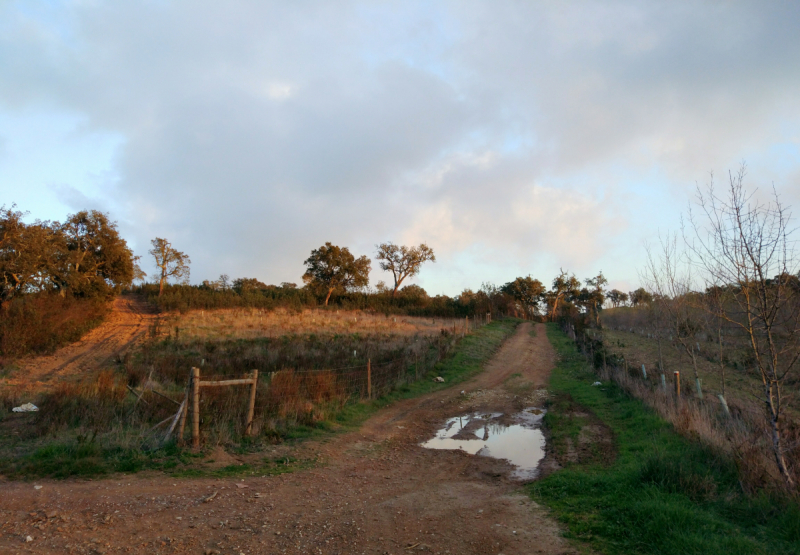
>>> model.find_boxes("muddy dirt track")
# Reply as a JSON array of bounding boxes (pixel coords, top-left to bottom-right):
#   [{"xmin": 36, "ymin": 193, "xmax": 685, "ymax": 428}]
[
  {"xmin": 1, "ymin": 323, "xmax": 582, "ymax": 555},
  {"xmin": 6, "ymin": 295, "xmax": 157, "ymax": 390}
]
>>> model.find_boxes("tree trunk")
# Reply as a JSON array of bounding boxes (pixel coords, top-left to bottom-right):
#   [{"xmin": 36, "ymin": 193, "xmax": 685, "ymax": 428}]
[
  {"xmin": 766, "ymin": 382, "xmax": 795, "ymax": 488},
  {"xmin": 159, "ymin": 276, "xmax": 166, "ymax": 297},
  {"xmin": 718, "ymin": 328, "xmax": 725, "ymax": 397},
  {"xmin": 324, "ymin": 288, "xmax": 334, "ymax": 306}
]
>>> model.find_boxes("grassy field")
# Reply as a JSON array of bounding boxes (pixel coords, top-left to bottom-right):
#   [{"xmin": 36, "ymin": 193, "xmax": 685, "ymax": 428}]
[
  {"xmin": 0, "ymin": 319, "xmax": 518, "ymax": 479},
  {"xmin": 530, "ymin": 324, "xmax": 800, "ymax": 555},
  {"xmin": 154, "ymin": 307, "xmax": 477, "ymax": 341}
]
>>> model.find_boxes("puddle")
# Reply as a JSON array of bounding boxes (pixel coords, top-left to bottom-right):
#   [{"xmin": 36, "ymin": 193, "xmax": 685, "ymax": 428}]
[{"xmin": 420, "ymin": 407, "xmax": 546, "ymax": 480}]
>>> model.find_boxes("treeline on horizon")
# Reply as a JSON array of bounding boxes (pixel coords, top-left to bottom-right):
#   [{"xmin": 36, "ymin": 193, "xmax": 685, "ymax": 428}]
[{"xmin": 140, "ymin": 271, "xmax": 657, "ymax": 321}]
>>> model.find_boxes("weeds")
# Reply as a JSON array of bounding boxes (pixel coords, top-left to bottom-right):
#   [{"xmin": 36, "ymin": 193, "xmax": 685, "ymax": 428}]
[
  {"xmin": 0, "ymin": 319, "xmax": 518, "ymax": 479},
  {"xmin": 531, "ymin": 324, "xmax": 800, "ymax": 555}
]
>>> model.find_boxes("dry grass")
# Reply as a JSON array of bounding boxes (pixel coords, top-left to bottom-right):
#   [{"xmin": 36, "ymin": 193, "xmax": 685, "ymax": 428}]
[
  {"xmin": 155, "ymin": 307, "xmax": 472, "ymax": 342},
  {"xmin": 591, "ymin": 326, "xmax": 787, "ymax": 419},
  {"xmin": 584, "ymin": 333, "xmax": 800, "ymax": 493}
]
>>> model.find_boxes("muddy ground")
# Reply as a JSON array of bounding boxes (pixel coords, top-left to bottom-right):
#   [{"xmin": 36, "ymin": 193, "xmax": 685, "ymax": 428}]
[{"xmin": 1, "ymin": 323, "xmax": 582, "ymax": 555}]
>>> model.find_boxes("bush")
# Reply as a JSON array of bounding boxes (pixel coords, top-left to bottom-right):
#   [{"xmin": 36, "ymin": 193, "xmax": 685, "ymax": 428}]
[{"xmin": 0, "ymin": 293, "xmax": 108, "ymax": 359}]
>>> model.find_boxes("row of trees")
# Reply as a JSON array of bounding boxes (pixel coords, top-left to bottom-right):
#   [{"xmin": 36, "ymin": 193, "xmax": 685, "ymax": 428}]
[
  {"xmin": 301, "ymin": 241, "xmax": 435, "ymax": 305},
  {"xmin": 0, "ymin": 205, "xmax": 138, "ymax": 304}
]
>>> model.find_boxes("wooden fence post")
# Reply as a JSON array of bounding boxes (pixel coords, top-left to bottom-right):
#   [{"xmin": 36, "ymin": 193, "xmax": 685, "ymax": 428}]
[
  {"xmin": 674, "ymin": 371, "xmax": 681, "ymax": 406},
  {"xmin": 245, "ymin": 369, "xmax": 258, "ymax": 436},
  {"xmin": 367, "ymin": 359, "xmax": 372, "ymax": 399},
  {"xmin": 192, "ymin": 366, "xmax": 200, "ymax": 448}
]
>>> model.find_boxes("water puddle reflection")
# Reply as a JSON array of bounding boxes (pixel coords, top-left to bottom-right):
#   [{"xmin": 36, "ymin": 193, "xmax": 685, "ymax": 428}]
[{"xmin": 420, "ymin": 407, "xmax": 546, "ymax": 479}]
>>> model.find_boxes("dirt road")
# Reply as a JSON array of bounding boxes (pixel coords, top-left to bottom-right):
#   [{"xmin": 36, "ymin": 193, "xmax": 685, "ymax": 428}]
[
  {"xmin": 6, "ymin": 295, "xmax": 157, "ymax": 389},
  {"xmin": 0, "ymin": 323, "xmax": 580, "ymax": 554}
]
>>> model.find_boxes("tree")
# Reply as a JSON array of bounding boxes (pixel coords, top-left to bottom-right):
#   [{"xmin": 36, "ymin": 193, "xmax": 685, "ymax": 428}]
[
  {"xmin": 0, "ymin": 205, "xmax": 59, "ymax": 304},
  {"xmin": 584, "ymin": 272, "xmax": 608, "ymax": 327},
  {"xmin": 149, "ymin": 238, "xmax": 191, "ymax": 296},
  {"xmin": 56, "ymin": 210, "xmax": 136, "ymax": 298},
  {"xmin": 643, "ymin": 234, "xmax": 705, "ymax": 396},
  {"xmin": 607, "ymin": 289, "xmax": 628, "ymax": 308},
  {"xmin": 629, "ymin": 287, "xmax": 653, "ymax": 306},
  {"xmin": 501, "ymin": 276, "xmax": 546, "ymax": 318},
  {"xmin": 376, "ymin": 242, "xmax": 435, "ymax": 298},
  {"xmin": 303, "ymin": 242, "xmax": 371, "ymax": 306},
  {"xmin": 685, "ymin": 165, "xmax": 800, "ymax": 488},
  {"xmin": 547, "ymin": 269, "xmax": 581, "ymax": 321},
  {"xmin": 233, "ymin": 277, "xmax": 268, "ymax": 294}
]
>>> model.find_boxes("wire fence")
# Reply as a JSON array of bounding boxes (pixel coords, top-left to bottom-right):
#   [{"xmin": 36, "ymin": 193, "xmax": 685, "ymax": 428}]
[
  {"xmin": 563, "ymin": 321, "xmax": 800, "ymax": 492},
  {"xmin": 147, "ymin": 313, "xmax": 494, "ymax": 445}
]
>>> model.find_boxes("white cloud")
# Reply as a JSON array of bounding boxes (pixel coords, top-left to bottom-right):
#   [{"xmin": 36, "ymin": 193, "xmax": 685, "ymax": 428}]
[{"xmin": 1, "ymin": 1, "xmax": 799, "ymax": 292}]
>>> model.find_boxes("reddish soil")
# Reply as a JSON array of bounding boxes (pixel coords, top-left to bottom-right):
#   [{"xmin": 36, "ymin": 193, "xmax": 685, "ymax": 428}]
[
  {"xmin": 0, "ymin": 323, "xmax": 582, "ymax": 555},
  {"xmin": 5, "ymin": 295, "xmax": 157, "ymax": 390}
]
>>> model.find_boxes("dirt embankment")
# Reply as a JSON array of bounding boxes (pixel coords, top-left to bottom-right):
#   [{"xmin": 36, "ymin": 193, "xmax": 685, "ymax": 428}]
[
  {"xmin": 5, "ymin": 295, "xmax": 158, "ymax": 390},
  {"xmin": 0, "ymin": 323, "xmax": 583, "ymax": 555}
]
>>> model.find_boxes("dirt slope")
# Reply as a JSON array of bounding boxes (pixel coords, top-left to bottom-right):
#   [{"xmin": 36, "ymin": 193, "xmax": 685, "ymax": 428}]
[
  {"xmin": 6, "ymin": 295, "xmax": 157, "ymax": 389},
  {"xmin": 0, "ymin": 323, "xmax": 581, "ymax": 555}
]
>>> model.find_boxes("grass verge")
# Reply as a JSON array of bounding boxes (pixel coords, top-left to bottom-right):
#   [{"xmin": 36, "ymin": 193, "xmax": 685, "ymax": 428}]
[
  {"xmin": 0, "ymin": 319, "xmax": 518, "ymax": 480},
  {"xmin": 530, "ymin": 324, "xmax": 800, "ymax": 555}
]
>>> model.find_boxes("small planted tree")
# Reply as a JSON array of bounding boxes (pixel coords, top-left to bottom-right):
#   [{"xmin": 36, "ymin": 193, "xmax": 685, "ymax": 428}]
[
  {"xmin": 686, "ymin": 165, "xmax": 800, "ymax": 488},
  {"xmin": 149, "ymin": 237, "xmax": 191, "ymax": 296},
  {"xmin": 303, "ymin": 242, "xmax": 371, "ymax": 306},
  {"xmin": 375, "ymin": 242, "xmax": 435, "ymax": 298}
]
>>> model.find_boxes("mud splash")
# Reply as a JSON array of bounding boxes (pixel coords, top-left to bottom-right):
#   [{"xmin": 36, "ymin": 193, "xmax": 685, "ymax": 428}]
[{"xmin": 420, "ymin": 407, "xmax": 546, "ymax": 479}]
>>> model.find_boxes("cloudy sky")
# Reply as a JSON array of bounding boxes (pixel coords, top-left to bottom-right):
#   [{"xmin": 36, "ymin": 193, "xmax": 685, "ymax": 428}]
[{"xmin": 2, "ymin": 1, "xmax": 799, "ymax": 295}]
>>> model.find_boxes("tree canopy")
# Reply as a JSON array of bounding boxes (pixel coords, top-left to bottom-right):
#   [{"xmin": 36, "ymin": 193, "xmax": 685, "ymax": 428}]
[
  {"xmin": 501, "ymin": 276, "xmax": 545, "ymax": 317},
  {"xmin": 376, "ymin": 242, "xmax": 435, "ymax": 298},
  {"xmin": 303, "ymin": 242, "xmax": 371, "ymax": 305},
  {"xmin": 1, "ymin": 205, "xmax": 135, "ymax": 304},
  {"xmin": 149, "ymin": 238, "xmax": 191, "ymax": 296}
]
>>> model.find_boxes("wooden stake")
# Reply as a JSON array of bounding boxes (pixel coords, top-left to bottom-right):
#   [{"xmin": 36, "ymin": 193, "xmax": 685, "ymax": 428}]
[
  {"xmin": 367, "ymin": 359, "xmax": 372, "ymax": 399},
  {"xmin": 192, "ymin": 366, "xmax": 200, "ymax": 448},
  {"xmin": 674, "ymin": 370, "xmax": 680, "ymax": 405},
  {"xmin": 245, "ymin": 369, "xmax": 258, "ymax": 436}
]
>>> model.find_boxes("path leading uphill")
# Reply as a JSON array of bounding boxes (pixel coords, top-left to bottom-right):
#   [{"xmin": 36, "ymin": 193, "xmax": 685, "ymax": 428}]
[
  {"xmin": 0, "ymin": 323, "xmax": 583, "ymax": 555},
  {"xmin": 6, "ymin": 295, "xmax": 157, "ymax": 389}
]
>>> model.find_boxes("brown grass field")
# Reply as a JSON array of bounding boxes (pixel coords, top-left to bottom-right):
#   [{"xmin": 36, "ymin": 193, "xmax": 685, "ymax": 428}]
[{"xmin": 156, "ymin": 306, "xmax": 475, "ymax": 341}]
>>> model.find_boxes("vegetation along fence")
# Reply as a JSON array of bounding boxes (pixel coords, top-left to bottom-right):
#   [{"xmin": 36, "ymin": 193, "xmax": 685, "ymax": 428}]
[{"xmin": 146, "ymin": 314, "xmax": 491, "ymax": 447}]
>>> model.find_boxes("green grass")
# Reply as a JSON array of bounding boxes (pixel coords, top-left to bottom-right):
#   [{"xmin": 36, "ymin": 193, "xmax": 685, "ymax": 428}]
[
  {"xmin": 530, "ymin": 324, "xmax": 800, "ymax": 555},
  {"xmin": 0, "ymin": 319, "xmax": 519, "ymax": 480}
]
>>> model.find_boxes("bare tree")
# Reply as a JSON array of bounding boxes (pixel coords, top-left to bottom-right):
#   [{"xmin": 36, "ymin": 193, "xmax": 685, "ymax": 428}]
[
  {"xmin": 149, "ymin": 237, "xmax": 191, "ymax": 296},
  {"xmin": 686, "ymin": 165, "xmax": 799, "ymax": 488},
  {"xmin": 375, "ymin": 242, "xmax": 435, "ymax": 298},
  {"xmin": 642, "ymin": 234, "xmax": 704, "ymax": 396}
]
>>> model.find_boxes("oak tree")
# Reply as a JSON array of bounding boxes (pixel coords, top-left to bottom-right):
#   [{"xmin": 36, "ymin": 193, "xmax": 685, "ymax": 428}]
[
  {"xmin": 57, "ymin": 210, "xmax": 136, "ymax": 298},
  {"xmin": 303, "ymin": 242, "xmax": 371, "ymax": 306},
  {"xmin": 149, "ymin": 237, "xmax": 191, "ymax": 296},
  {"xmin": 501, "ymin": 276, "xmax": 545, "ymax": 318},
  {"xmin": 375, "ymin": 242, "xmax": 435, "ymax": 298}
]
